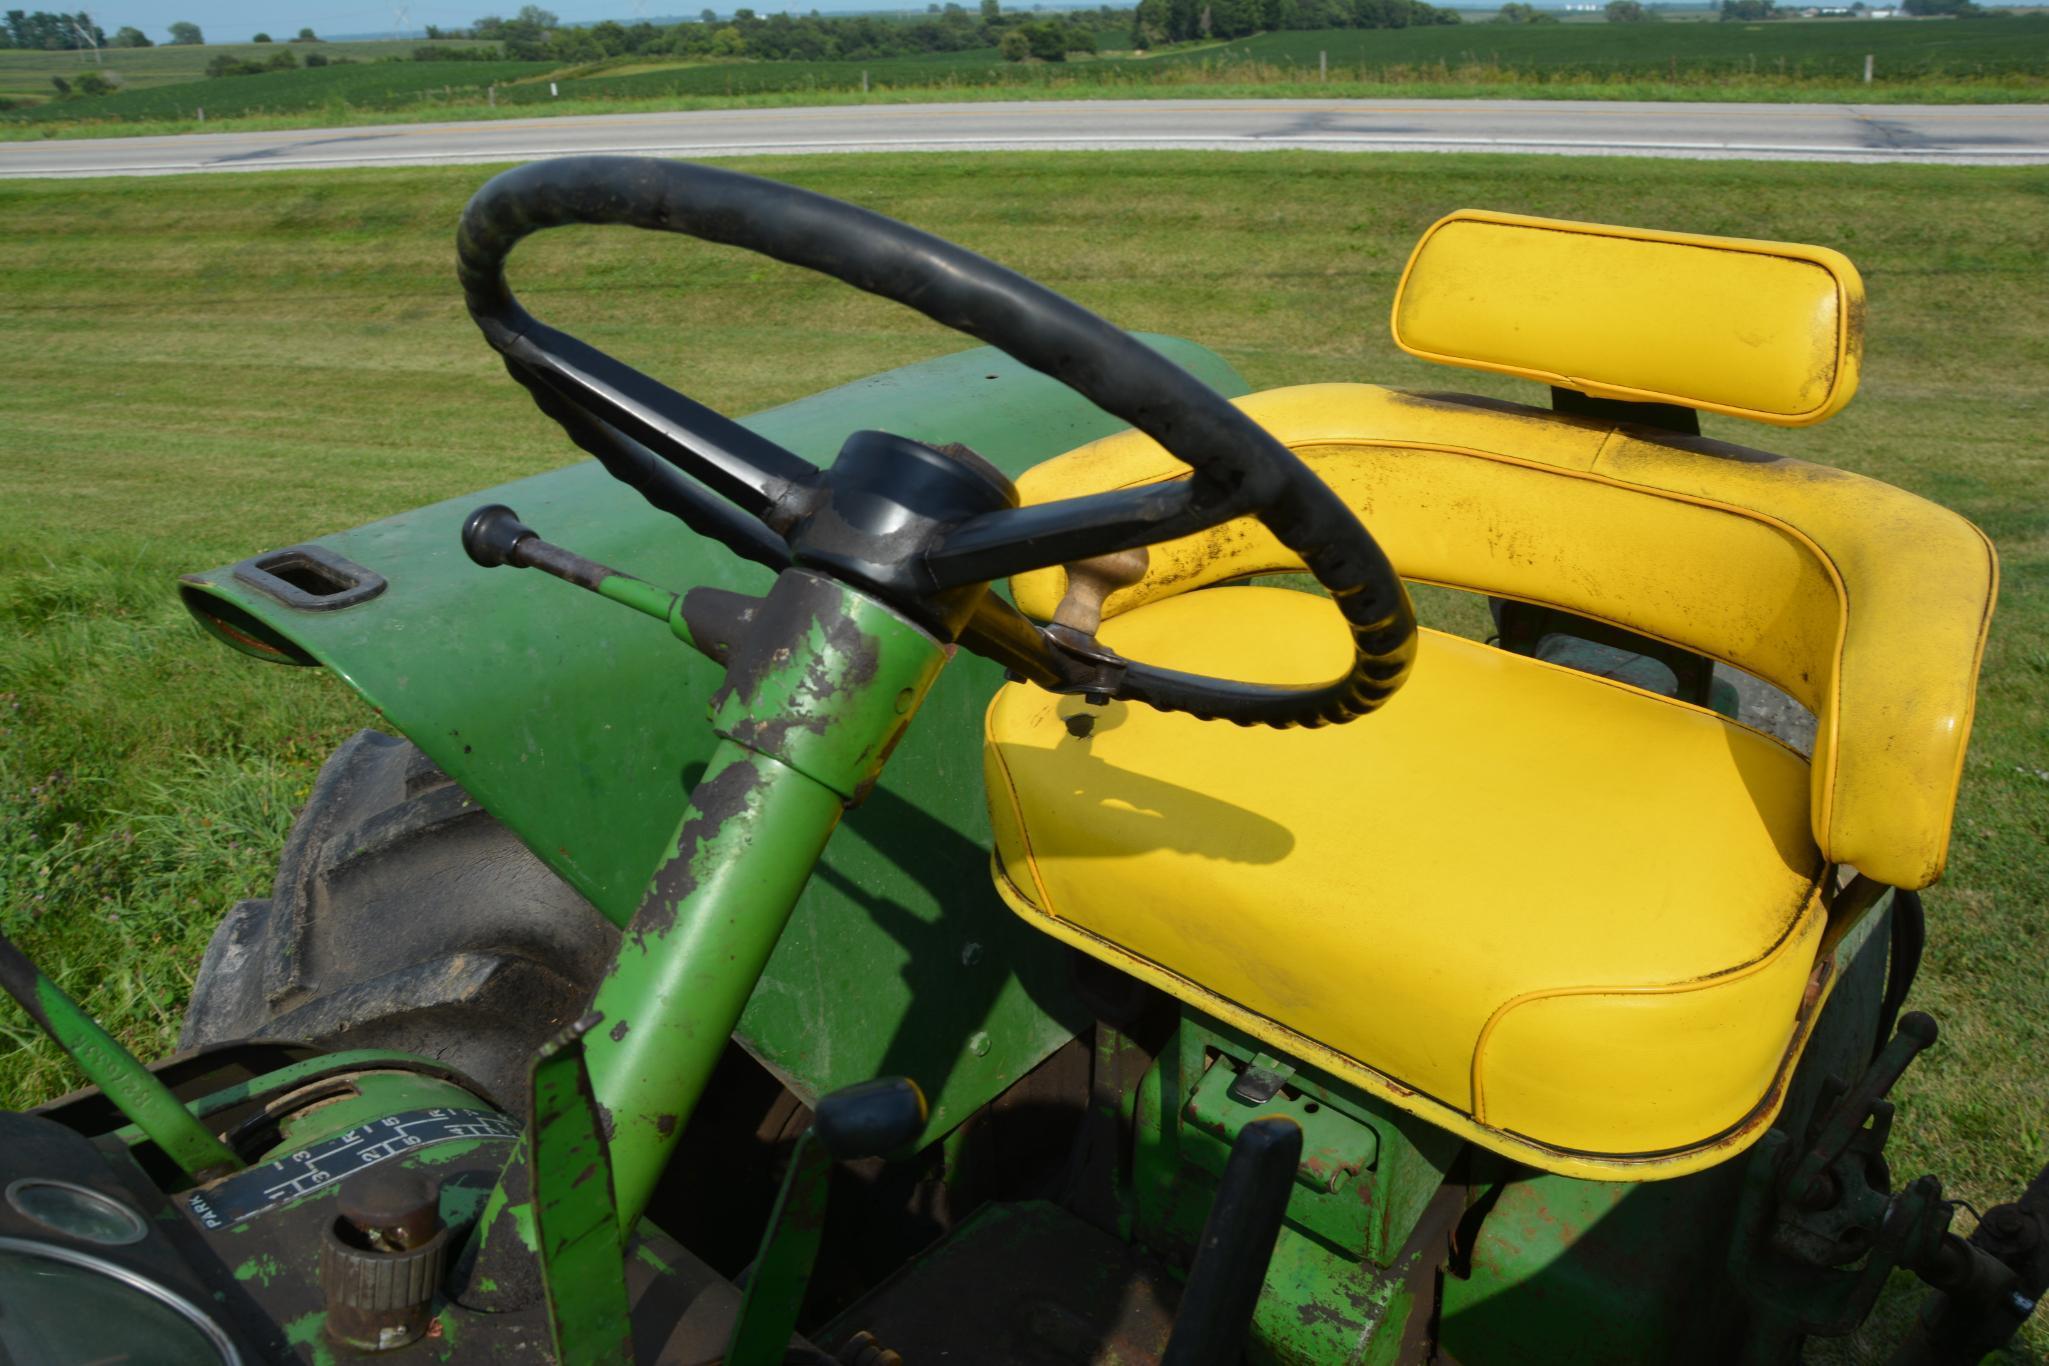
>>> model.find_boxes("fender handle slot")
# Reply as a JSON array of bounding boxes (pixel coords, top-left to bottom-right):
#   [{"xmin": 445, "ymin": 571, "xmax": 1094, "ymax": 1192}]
[{"xmin": 233, "ymin": 545, "xmax": 387, "ymax": 611}]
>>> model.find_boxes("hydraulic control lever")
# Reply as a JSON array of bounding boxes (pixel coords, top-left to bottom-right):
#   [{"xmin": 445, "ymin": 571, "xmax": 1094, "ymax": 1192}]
[
  {"xmin": 462, "ymin": 504, "xmax": 761, "ymax": 663},
  {"xmin": 1161, "ymin": 1115, "xmax": 1304, "ymax": 1366},
  {"xmin": 1782, "ymin": 1010, "xmax": 1938, "ymax": 1209},
  {"xmin": 725, "ymin": 1077, "xmax": 928, "ymax": 1366}
]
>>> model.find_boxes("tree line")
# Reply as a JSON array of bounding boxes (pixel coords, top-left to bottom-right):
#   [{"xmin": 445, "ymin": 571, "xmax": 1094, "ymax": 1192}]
[
  {"xmin": 427, "ymin": 2, "xmax": 1109, "ymax": 64},
  {"xmin": 1128, "ymin": 0, "xmax": 1457, "ymax": 46},
  {"xmin": 0, "ymin": 12, "xmax": 207, "ymax": 48}
]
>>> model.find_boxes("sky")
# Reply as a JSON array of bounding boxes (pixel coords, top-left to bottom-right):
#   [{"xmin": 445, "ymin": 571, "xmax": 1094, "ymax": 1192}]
[{"xmin": 90, "ymin": 0, "xmax": 958, "ymax": 44}]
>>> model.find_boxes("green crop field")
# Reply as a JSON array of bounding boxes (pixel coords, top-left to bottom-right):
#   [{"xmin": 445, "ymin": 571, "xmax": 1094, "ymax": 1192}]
[
  {"xmin": 0, "ymin": 152, "xmax": 2044, "ymax": 1358},
  {"xmin": 1173, "ymin": 14, "xmax": 2049, "ymax": 81},
  {"xmin": 3, "ymin": 16, "xmax": 2046, "ymax": 137},
  {"xmin": 452, "ymin": 14, "xmax": 2049, "ymax": 106},
  {"xmin": 0, "ymin": 39, "xmax": 500, "ymax": 104}
]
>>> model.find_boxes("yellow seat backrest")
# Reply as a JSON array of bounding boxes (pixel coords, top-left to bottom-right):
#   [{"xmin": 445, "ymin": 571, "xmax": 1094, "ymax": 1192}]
[
  {"xmin": 1392, "ymin": 211, "xmax": 1864, "ymax": 427},
  {"xmin": 1010, "ymin": 383, "xmax": 1995, "ymax": 891}
]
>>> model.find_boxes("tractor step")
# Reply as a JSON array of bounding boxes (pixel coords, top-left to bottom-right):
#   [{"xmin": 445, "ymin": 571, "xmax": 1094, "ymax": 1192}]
[{"xmin": 816, "ymin": 1201, "xmax": 1182, "ymax": 1364}]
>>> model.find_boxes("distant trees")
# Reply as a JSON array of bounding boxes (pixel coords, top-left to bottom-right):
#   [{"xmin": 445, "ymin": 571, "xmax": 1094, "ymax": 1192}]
[
  {"xmin": 1, "ymin": 10, "xmax": 108, "ymax": 50},
  {"xmin": 294, "ymin": 26, "xmax": 321, "ymax": 40},
  {"xmin": 112, "ymin": 24, "xmax": 150, "ymax": 46},
  {"xmin": 1134, "ymin": 0, "xmax": 1455, "ymax": 46},
  {"xmin": 1604, "ymin": 0, "xmax": 1654, "ymax": 18},
  {"xmin": 252, "ymin": 31, "xmax": 271, "ymax": 41},
  {"xmin": 1493, "ymin": 3, "xmax": 1556, "ymax": 21},
  {"xmin": 995, "ymin": 14, "xmax": 1095, "ymax": 57},
  {"xmin": 1717, "ymin": 0, "xmax": 1774, "ymax": 17},
  {"xmin": 442, "ymin": 3, "xmax": 1103, "ymax": 66},
  {"xmin": 54, "ymin": 68, "xmax": 111, "ymax": 94},
  {"xmin": 471, "ymin": 5, "xmax": 559, "ymax": 57},
  {"xmin": 167, "ymin": 20, "xmax": 203, "ymax": 44},
  {"xmin": 207, "ymin": 47, "xmax": 295, "ymax": 75}
]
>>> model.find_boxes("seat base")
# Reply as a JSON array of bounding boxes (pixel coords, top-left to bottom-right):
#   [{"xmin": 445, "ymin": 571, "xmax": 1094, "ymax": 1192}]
[{"xmin": 984, "ymin": 587, "xmax": 1837, "ymax": 1179}]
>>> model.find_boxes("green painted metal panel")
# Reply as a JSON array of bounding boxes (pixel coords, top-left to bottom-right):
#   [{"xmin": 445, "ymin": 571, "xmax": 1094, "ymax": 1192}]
[
  {"xmin": 1252, "ymin": 1223, "xmax": 1417, "ymax": 1366},
  {"xmin": 178, "ymin": 337, "xmax": 1250, "ymax": 1148},
  {"xmin": 1141, "ymin": 1011, "xmax": 1459, "ymax": 1272},
  {"xmin": 1438, "ymin": 1166, "xmax": 1748, "ymax": 1366}
]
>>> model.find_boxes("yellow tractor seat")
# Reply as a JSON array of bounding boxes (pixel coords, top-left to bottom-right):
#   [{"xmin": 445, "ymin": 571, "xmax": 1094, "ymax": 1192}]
[
  {"xmin": 983, "ymin": 367, "xmax": 1994, "ymax": 1180},
  {"xmin": 987, "ymin": 589, "xmax": 1826, "ymax": 1170}
]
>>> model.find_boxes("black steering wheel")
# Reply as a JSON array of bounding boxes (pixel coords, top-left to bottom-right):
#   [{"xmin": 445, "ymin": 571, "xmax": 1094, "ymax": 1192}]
[{"xmin": 456, "ymin": 156, "xmax": 1415, "ymax": 729}]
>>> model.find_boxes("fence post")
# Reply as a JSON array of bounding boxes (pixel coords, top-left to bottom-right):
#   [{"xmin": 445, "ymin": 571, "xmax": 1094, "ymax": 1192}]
[
  {"xmin": 1863, "ymin": 53, "xmax": 1874, "ymax": 84},
  {"xmin": 488, "ymin": 83, "xmax": 496, "ymax": 107},
  {"xmin": 862, "ymin": 69, "xmax": 869, "ymax": 93},
  {"xmin": 196, "ymin": 106, "xmax": 204, "ymax": 122}
]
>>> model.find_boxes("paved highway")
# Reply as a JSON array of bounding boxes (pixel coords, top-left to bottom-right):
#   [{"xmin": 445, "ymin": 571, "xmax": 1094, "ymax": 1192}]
[{"xmin": 2, "ymin": 98, "xmax": 2045, "ymax": 177}]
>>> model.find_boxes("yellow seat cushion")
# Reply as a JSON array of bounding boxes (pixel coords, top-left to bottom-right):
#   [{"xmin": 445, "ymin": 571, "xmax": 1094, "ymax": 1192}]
[{"xmin": 984, "ymin": 586, "xmax": 1832, "ymax": 1177}]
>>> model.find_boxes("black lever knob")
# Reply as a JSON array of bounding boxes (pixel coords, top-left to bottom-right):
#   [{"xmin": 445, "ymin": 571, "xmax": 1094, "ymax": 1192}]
[
  {"xmin": 814, "ymin": 1077, "xmax": 928, "ymax": 1161},
  {"xmin": 461, "ymin": 503, "xmax": 537, "ymax": 569}
]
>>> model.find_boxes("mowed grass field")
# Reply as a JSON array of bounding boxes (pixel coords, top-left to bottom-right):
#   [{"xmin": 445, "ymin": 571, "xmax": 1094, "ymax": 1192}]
[{"xmin": 0, "ymin": 153, "xmax": 2043, "ymax": 1357}]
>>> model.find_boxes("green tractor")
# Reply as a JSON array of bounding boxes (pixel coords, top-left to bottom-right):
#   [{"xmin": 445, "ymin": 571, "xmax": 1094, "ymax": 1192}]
[{"xmin": 0, "ymin": 156, "xmax": 2037, "ymax": 1365}]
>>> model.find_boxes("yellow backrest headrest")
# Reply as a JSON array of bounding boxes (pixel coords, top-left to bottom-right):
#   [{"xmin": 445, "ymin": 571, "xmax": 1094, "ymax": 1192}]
[{"xmin": 1391, "ymin": 211, "xmax": 1864, "ymax": 428}]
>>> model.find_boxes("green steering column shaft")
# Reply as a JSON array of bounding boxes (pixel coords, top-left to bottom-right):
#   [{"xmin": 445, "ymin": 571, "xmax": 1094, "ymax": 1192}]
[
  {"xmin": 464, "ymin": 568, "xmax": 952, "ymax": 1306},
  {"xmin": 587, "ymin": 738, "xmax": 846, "ymax": 1223},
  {"xmin": 587, "ymin": 569, "xmax": 952, "ymax": 1226}
]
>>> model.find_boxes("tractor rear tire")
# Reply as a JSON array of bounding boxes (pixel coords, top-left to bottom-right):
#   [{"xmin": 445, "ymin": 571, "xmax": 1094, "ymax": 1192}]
[{"xmin": 180, "ymin": 729, "xmax": 619, "ymax": 1108}]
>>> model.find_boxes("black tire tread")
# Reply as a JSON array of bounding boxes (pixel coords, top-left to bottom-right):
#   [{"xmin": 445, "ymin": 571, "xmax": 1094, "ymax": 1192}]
[{"xmin": 181, "ymin": 730, "xmax": 618, "ymax": 1105}]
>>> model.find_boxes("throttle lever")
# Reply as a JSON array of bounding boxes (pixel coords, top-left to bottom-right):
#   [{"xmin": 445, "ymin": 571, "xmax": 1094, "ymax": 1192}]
[
  {"xmin": 462, "ymin": 504, "xmax": 759, "ymax": 664},
  {"xmin": 1784, "ymin": 1010, "xmax": 1939, "ymax": 1208}
]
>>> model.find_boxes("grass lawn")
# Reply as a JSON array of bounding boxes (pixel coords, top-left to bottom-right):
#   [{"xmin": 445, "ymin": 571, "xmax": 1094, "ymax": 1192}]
[{"xmin": 0, "ymin": 151, "xmax": 2042, "ymax": 1357}]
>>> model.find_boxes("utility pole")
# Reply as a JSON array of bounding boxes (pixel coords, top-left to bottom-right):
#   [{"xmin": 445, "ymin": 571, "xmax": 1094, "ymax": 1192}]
[{"xmin": 69, "ymin": 10, "xmax": 102, "ymax": 64}]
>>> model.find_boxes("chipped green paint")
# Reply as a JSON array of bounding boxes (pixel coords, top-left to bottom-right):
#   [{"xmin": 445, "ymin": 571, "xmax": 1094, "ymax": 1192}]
[
  {"xmin": 428, "ymin": 1304, "xmax": 461, "ymax": 1356},
  {"xmin": 575, "ymin": 575, "xmax": 952, "ymax": 1232},
  {"xmin": 418, "ymin": 1141, "xmax": 481, "ymax": 1166},
  {"xmin": 633, "ymin": 1242, "xmax": 673, "ymax": 1275},
  {"xmin": 284, "ymin": 1310, "xmax": 339, "ymax": 1366},
  {"xmin": 529, "ymin": 1021, "xmax": 633, "ymax": 1366},
  {"xmin": 233, "ymin": 1253, "xmax": 282, "ymax": 1286}
]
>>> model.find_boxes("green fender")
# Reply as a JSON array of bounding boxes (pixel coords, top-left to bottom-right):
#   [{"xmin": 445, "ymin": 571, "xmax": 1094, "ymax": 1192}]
[{"xmin": 178, "ymin": 337, "xmax": 1250, "ymax": 1148}]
